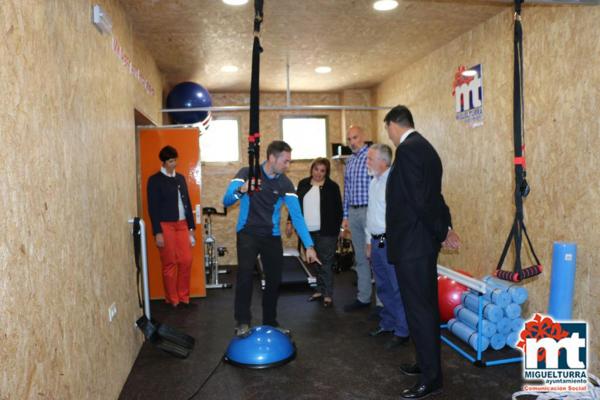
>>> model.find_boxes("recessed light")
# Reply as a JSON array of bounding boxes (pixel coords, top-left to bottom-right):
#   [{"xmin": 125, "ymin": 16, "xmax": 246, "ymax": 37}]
[
  {"xmin": 221, "ymin": 65, "xmax": 239, "ymax": 73},
  {"xmin": 222, "ymin": 0, "xmax": 248, "ymax": 6},
  {"xmin": 315, "ymin": 66, "xmax": 332, "ymax": 74},
  {"xmin": 373, "ymin": 0, "xmax": 399, "ymax": 11},
  {"xmin": 461, "ymin": 70, "xmax": 477, "ymax": 77}
]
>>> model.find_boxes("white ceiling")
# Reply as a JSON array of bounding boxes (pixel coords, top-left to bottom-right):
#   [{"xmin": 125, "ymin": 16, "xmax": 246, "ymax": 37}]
[{"xmin": 121, "ymin": 0, "xmax": 510, "ymax": 92}]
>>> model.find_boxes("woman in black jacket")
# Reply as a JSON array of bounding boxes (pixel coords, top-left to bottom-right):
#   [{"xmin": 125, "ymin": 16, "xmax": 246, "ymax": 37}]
[{"xmin": 286, "ymin": 158, "xmax": 343, "ymax": 307}]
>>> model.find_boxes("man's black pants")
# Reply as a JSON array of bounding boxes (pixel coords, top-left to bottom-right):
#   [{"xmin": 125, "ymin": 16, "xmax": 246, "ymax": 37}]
[{"xmin": 234, "ymin": 231, "xmax": 283, "ymax": 326}]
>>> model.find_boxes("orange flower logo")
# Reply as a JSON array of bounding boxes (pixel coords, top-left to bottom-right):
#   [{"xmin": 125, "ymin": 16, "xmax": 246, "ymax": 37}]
[{"xmin": 517, "ymin": 313, "xmax": 570, "ymax": 362}]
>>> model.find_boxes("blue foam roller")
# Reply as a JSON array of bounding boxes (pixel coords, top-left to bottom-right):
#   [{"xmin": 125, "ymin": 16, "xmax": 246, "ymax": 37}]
[
  {"xmin": 462, "ymin": 292, "xmax": 503, "ymax": 322},
  {"xmin": 496, "ymin": 317, "xmax": 512, "ymax": 335},
  {"xmin": 506, "ymin": 331, "xmax": 519, "ymax": 349},
  {"xmin": 483, "ymin": 287, "xmax": 511, "ymax": 308},
  {"xmin": 490, "ymin": 333, "xmax": 506, "ymax": 350},
  {"xmin": 454, "ymin": 305, "xmax": 496, "ymax": 338},
  {"xmin": 504, "ymin": 303, "xmax": 522, "ymax": 319},
  {"xmin": 483, "ymin": 276, "xmax": 528, "ymax": 305},
  {"xmin": 548, "ymin": 242, "xmax": 577, "ymax": 320},
  {"xmin": 448, "ymin": 319, "xmax": 490, "ymax": 352},
  {"xmin": 510, "ymin": 317, "xmax": 525, "ymax": 333}
]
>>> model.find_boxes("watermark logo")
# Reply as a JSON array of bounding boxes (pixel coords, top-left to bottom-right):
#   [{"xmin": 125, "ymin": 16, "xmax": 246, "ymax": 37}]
[
  {"xmin": 517, "ymin": 313, "xmax": 588, "ymax": 393},
  {"xmin": 452, "ymin": 64, "xmax": 483, "ymax": 127}
]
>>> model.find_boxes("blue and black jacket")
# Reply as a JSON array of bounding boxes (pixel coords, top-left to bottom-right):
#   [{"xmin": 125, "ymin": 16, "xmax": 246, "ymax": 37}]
[{"xmin": 223, "ymin": 165, "xmax": 314, "ymax": 248}]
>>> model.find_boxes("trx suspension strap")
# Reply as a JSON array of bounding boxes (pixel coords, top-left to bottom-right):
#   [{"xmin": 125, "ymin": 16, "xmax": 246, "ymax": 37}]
[
  {"xmin": 247, "ymin": 0, "xmax": 264, "ymax": 193},
  {"xmin": 495, "ymin": 0, "xmax": 542, "ymax": 282}
]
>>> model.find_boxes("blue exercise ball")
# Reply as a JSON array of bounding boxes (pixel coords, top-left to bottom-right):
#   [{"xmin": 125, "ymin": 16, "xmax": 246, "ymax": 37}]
[
  {"xmin": 166, "ymin": 82, "xmax": 212, "ymax": 124},
  {"xmin": 224, "ymin": 325, "xmax": 296, "ymax": 369}
]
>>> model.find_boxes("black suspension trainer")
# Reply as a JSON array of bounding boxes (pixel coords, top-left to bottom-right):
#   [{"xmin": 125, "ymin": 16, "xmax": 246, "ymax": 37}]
[
  {"xmin": 495, "ymin": 0, "xmax": 543, "ymax": 282},
  {"xmin": 247, "ymin": 0, "xmax": 264, "ymax": 194}
]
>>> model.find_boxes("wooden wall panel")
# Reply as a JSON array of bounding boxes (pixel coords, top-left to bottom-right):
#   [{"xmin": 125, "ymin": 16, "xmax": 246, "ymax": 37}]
[{"xmin": 0, "ymin": 1, "xmax": 162, "ymax": 398}]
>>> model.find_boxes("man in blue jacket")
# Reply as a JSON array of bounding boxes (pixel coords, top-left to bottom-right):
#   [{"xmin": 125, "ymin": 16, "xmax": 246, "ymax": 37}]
[{"xmin": 223, "ymin": 140, "xmax": 320, "ymax": 336}]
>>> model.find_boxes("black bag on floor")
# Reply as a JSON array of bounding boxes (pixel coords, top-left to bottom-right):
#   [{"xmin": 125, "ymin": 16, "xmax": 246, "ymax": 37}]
[
  {"xmin": 132, "ymin": 218, "xmax": 195, "ymax": 359},
  {"xmin": 333, "ymin": 237, "xmax": 354, "ymax": 273}
]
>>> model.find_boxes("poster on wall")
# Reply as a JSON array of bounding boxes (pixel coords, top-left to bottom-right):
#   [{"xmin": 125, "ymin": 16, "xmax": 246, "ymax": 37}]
[{"xmin": 453, "ymin": 64, "xmax": 483, "ymax": 127}]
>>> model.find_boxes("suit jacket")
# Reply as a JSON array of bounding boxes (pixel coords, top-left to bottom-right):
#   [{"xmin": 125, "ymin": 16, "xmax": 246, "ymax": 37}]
[{"xmin": 385, "ymin": 131, "xmax": 452, "ymax": 264}]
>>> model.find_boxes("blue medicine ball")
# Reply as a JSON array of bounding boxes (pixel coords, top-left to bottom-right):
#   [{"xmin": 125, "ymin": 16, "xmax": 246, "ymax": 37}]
[{"xmin": 166, "ymin": 82, "xmax": 212, "ymax": 124}]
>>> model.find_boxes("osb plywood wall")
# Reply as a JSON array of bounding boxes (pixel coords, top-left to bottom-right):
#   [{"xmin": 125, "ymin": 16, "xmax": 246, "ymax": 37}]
[
  {"xmin": 202, "ymin": 90, "xmax": 375, "ymax": 265},
  {"xmin": 0, "ymin": 1, "xmax": 162, "ymax": 398},
  {"xmin": 375, "ymin": 6, "xmax": 600, "ymax": 371}
]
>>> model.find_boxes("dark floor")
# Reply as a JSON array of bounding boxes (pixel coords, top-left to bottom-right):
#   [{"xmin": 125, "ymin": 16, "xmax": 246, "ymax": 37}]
[{"xmin": 119, "ymin": 267, "xmax": 525, "ymax": 400}]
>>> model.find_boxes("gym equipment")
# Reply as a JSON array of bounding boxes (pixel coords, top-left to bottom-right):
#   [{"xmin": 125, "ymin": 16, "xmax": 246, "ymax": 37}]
[
  {"xmin": 454, "ymin": 305, "xmax": 496, "ymax": 338},
  {"xmin": 437, "ymin": 275, "xmax": 469, "ymax": 323},
  {"xmin": 482, "ymin": 287, "xmax": 511, "ymax": 308},
  {"xmin": 130, "ymin": 218, "xmax": 195, "ymax": 359},
  {"xmin": 482, "ymin": 275, "xmax": 528, "ymax": 305},
  {"xmin": 256, "ymin": 248, "xmax": 316, "ymax": 289},
  {"xmin": 495, "ymin": 0, "xmax": 542, "ymax": 283},
  {"xmin": 548, "ymin": 242, "xmax": 577, "ymax": 319},
  {"xmin": 462, "ymin": 292, "xmax": 502, "ymax": 323},
  {"xmin": 447, "ymin": 319, "xmax": 489, "ymax": 352},
  {"xmin": 203, "ymin": 207, "xmax": 232, "ymax": 290},
  {"xmin": 438, "ymin": 264, "xmax": 522, "ymax": 367},
  {"xmin": 224, "ymin": 325, "xmax": 296, "ymax": 369},
  {"xmin": 166, "ymin": 82, "xmax": 212, "ymax": 125}
]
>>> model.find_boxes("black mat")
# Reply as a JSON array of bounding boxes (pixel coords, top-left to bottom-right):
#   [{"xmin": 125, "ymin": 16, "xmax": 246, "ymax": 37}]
[{"xmin": 119, "ymin": 267, "xmax": 525, "ymax": 400}]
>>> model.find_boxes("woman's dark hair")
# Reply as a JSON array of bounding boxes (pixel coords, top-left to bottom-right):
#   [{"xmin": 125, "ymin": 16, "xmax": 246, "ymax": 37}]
[
  {"xmin": 310, "ymin": 157, "xmax": 331, "ymax": 178},
  {"xmin": 159, "ymin": 145, "xmax": 178, "ymax": 162}
]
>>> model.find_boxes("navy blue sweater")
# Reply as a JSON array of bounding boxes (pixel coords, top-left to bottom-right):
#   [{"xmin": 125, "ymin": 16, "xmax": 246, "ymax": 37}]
[{"xmin": 147, "ymin": 172, "xmax": 195, "ymax": 235}]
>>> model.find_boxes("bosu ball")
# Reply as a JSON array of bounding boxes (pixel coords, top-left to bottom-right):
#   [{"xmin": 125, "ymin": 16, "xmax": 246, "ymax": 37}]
[{"xmin": 224, "ymin": 325, "xmax": 296, "ymax": 369}]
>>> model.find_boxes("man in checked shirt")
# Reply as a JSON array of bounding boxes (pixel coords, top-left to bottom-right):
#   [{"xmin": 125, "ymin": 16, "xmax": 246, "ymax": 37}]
[{"xmin": 342, "ymin": 126, "xmax": 373, "ymax": 312}]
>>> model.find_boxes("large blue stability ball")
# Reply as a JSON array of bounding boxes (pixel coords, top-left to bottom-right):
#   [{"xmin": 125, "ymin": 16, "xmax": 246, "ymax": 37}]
[
  {"xmin": 224, "ymin": 325, "xmax": 296, "ymax": 369},
  {"xmin": 166, "ymin": 82, "xmax": 212, "ymax": 124}
]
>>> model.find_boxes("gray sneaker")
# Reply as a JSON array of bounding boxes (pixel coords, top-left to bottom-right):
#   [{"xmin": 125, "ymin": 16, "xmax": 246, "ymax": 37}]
[{"xmin": 234, "ymin": 324, "xmax": 251, "ymax": 337}]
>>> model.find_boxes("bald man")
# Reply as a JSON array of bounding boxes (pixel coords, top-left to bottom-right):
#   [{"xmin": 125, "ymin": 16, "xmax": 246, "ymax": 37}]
[{"xmin": 342, "ymin": 126, "xmax": 373, "ymax": 311}]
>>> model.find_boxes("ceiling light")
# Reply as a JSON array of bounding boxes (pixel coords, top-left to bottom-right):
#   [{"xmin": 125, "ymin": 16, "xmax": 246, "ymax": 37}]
[
  {"xmin": 222, "ymin": 0, "xmax": 248, "ymax": 5},
  {"xmin": 315, "ymin": 66, "xmax": 332, "ymax": 74},
  {"xmin": 373, "ymin": 0, "xmax": 399, "ymax": 11},
  {"xmin": 461, "ymin": 70, "xmax": 477, "ymax": 77},
  {"xmin": 221, "ymin": 65, "xmax": 239, "ymax": 73}
]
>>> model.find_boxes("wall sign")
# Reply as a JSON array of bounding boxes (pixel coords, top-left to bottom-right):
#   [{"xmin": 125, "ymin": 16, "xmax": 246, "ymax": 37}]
[{"xmin": 452, "ymin": 64, "xmax": 483, "ymax": 127}]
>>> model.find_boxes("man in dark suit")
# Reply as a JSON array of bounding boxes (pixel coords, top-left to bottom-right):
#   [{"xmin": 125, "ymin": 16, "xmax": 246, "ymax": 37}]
[{"xmin": 384, "ymin": 105, "xmax": 460, "ymax": 399}]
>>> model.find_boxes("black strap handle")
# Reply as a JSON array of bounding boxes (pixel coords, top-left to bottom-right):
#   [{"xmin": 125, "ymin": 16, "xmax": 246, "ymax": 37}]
[
  {"xmin": 132, "ymin": 218, "xmax": 144, "ymax": 308},
  {"xmin": 495, "ymin": 1, "xmax": 542, "ymax": 283},
  {"xmin": 247, "ymin": 0, "xmax": 264, "ymax": 194}
]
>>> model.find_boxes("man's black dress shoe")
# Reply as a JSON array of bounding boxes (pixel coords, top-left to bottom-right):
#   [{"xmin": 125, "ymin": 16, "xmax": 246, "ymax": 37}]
[
  {"xmin": 400, "ymin": 383, "xmax": 443, "ymax": 399},
  {"xmin": 384, "ymin": 335, "xmax": 409, "ymax": 349},
  {"xmin": 343, "ymin": 300, "xmax": 370, "ymax": 312},
  {"xmin": 369, "ymin": 327, "xmax": 393, "ymax": 337},
  {"xmin": 399, "ymin": 363, "xmax": 422, "ymax": 376}
]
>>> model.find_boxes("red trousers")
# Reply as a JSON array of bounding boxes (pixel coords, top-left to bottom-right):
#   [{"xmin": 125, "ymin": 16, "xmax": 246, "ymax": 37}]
[{"xmin": 158, "ymin": 221, "xmax": 193, "ymax": 305}]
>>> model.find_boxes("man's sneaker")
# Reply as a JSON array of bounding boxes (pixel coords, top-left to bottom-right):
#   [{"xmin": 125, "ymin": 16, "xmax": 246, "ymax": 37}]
[
  {"xmin": 274, "ymin": 326, "xmax": 292, "ymax": 336},
  {"xmin": 234, "ymin": 324, "xmax": 251, "ymax": 338}
]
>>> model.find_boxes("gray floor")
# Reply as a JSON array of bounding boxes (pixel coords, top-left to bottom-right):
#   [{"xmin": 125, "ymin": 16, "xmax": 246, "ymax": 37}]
[{"xmin": 119, "ymin": 267, "xmax": 526, "ymax": 400}]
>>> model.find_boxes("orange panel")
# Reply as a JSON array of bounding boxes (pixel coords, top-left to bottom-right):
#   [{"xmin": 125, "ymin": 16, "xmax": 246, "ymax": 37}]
[{"xmin": 139, "ymin": 128, "xmax": 206, "ymax": 299}]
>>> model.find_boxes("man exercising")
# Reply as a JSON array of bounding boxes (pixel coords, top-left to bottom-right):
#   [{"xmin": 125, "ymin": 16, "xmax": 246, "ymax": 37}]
[{"xmin": 223, "ymin": 140, "xmax": 320, "ymax": 336}]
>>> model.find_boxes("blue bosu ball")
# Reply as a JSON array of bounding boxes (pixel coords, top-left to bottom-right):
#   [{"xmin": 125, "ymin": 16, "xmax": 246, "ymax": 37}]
[
  {"xmin": 224, "ymin": 326, "xmax": 296, "ymax": 369},
  {"xmin": 166, "ymin": 82, "xmax": 212, "ymax": 124}
]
